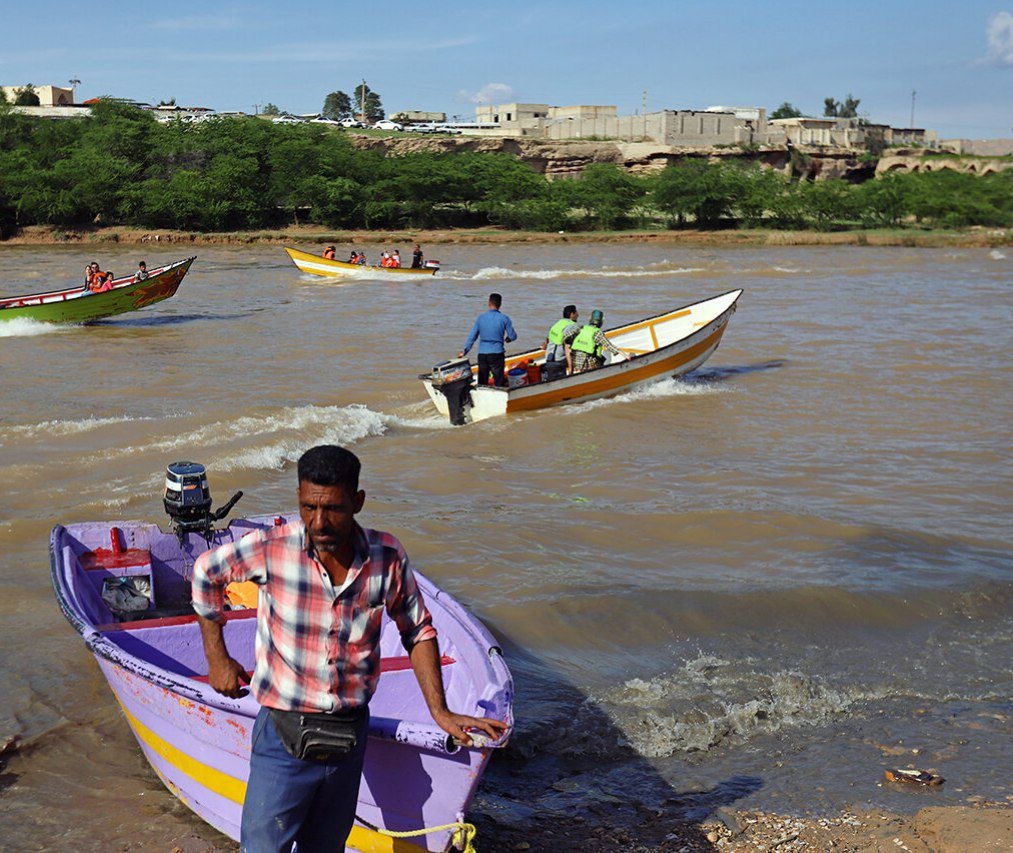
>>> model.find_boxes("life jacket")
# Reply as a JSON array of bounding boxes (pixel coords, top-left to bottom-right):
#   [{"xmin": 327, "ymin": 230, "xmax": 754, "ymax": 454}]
[
  {"xmin": 323, "ymin": 248, "xmax": 335, "ymax": 259},
  {"xmin": 96, "ymin": 275, "xmax": 115, "ymax": 292},
  {"xmin": 571, "ymin": 324, "xmax": 602, "ymax": 357},
  {"xmin": 547, "ymin": 318, "xmax": 573, "ymax": 346},
  {"xmin": 89, "ymin": 271, "xmax": 111, "ymax": 292},
  {"xmin": 391, "ymin": 255, "xmax": 401, "ymax": 268}
]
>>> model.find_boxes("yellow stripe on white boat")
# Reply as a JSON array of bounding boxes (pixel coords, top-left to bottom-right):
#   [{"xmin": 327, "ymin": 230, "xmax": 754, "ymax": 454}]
[
  {"xmin": 285, "ymin": 247, "xmax": 436, "ymax": 278},
  {"xmin": 119, "ymin": 702, "xmax": 417, "ymax": 852}
]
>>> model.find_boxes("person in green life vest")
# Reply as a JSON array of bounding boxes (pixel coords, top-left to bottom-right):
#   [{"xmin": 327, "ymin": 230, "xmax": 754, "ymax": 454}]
[
  {"xmin": 570, "ymin": 309, "xmax": 630, "ymax": 374},
  {"xmin": 544, "ymin": 304, "xmax": 581, "ymax": 374}
]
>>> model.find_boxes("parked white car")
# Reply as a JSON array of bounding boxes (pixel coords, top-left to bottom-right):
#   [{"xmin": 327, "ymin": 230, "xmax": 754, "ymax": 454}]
[
  {"xmin": 272, "ymin": 115, "xmax": 303, "ymax": 124},
  {"xmin": 339, "ymin": 118, "xmax": 364, "ymax": 128},
  {"xmin": 372, "ymin": 120, "xmax": 404, "ymax": 131},
  {"xmin": 310, "ymin": 117, "xmax": 342, "ymax": 126}
]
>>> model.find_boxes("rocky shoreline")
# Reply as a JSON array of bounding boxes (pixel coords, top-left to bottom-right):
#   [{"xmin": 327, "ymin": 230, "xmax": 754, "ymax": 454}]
[
  {"xmin": 466, "ymin": 802, "xmax": 1013, "ymax": 852},
  {"xmin": 1, "ymin": 224, "xmax": 1009, "ymax": 248},
  {"xmin": 160, "ymin": 803, "xmax": 1012, "ymax": 852}
]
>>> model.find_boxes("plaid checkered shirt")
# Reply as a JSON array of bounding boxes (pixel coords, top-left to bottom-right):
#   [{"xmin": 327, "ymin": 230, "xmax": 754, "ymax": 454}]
[{"xmin": 191, "ymin": 520, "xmax": 437, "ymax": 713}]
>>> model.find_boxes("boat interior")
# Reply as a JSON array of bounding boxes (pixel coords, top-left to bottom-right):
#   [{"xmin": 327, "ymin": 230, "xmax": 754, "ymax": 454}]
[{"xmin": 53, "ymin": 519, "xmax": 489, "ymax": 719}]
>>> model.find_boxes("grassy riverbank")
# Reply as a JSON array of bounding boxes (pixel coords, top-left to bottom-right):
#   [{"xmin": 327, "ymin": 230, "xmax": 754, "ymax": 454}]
[{"xmin": 2, "ymin": 224, "xmax": 1009, "ymax": 248}]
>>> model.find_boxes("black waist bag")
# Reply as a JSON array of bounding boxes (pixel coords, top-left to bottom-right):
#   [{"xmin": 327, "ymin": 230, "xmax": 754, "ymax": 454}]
[{"xmin": 269, "ymin": 707, "xmax": 365, "ymax": 762}]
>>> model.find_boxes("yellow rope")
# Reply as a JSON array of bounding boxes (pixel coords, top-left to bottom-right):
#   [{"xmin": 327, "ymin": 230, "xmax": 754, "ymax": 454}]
[{"xmin": 368, "ymin": 820, "xmax": 477, "ymax": 852}]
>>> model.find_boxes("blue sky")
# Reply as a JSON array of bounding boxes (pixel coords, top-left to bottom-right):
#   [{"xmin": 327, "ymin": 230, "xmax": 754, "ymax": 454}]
[{"xmin": 2, "ymin": 1, "xmax": 1010, "ymax": 138}]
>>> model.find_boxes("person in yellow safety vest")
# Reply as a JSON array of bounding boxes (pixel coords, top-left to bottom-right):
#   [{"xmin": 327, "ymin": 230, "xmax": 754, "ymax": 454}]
[
  {"xmin": 570, "ymin": 309, "xmax": 630, "ymax": 374},
  {"xmin": 544, "ymin": 304, "xmax": 580, "ymax": 374}
]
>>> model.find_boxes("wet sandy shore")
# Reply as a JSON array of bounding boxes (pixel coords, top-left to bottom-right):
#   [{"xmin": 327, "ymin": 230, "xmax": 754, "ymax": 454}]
[{"xmin": 2, "ymin": 223, "xmax": 1009, "ymax": 248}]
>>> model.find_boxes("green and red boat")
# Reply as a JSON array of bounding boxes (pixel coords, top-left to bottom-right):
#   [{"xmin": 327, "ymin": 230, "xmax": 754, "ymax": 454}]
[{"xmin": 0, "ymin": 257, "xmax": 196, "ymax": 324}]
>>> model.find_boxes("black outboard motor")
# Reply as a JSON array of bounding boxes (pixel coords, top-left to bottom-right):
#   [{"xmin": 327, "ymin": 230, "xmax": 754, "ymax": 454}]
[
  {"xmin": 163, "ymin": 461, "xmax": 243, "ymax": 544},
  {"xmin": 425, "ymin": 358, "xmax": 473, "ymax": 426}
]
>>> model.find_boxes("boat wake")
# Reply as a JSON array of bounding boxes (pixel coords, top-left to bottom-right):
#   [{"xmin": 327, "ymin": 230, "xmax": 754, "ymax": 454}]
[
  {"xmin": 0, "ymin": 415, "xmax": 154, "ymax": 441},
  {"xmin": 555, "ymin": 377, "xmax": 727, "ymax": 418},
  {"xmin": 0, "ymin": 318, "xmax": 71, "ymax": 338},
  {"xmin": 465, "ymin": 264, "xmax": 706, "ymax": 281}
]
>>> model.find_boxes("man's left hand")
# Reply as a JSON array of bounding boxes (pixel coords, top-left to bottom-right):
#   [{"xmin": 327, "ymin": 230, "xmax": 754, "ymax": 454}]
[{"xmin": 433, "ymin": 710, "xmax": 509, "ymax": 747}]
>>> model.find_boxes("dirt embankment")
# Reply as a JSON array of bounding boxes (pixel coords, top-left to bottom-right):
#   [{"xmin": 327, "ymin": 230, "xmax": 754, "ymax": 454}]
[
  {"xmin": 3, "ymin": 224, "xmax": 1009, "ymax": 249},
  {"xmin": 346, "ymin": 133, "xmax": 873, "ymax": 182}
]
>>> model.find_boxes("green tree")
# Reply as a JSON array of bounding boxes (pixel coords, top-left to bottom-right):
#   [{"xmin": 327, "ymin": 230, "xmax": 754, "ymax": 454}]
[
  {"xmin": 354, "ymin": 83, "xmax": 383, "ymax": 122},
  {"xmin": 322, "ymin": 91, "xmax": 352, "ymax": 121},
  {"xmin": 770, "ymin": 102, "xmax": 802, "ymax": 120},
  {"xmin": 824, "ymin": 94, "xmax": 860, "ymax": 118},
  {"xmin": 14, "ymin": 85, "xmax": 40, "ymax": 106},
  {"xmin": 553, "ymin": 164, "xmax": 645, "ymax": 229},
  {"xmin": 654, "ymin": 159, "xmax": 742, "ymax": 227},
  {"xmin": 262, "ymin": 103, "xmax": 280, "ymax": 116},
  {"xmin": 798, "ymin": 179, "xmax": 855, "ymax": 230},
  {"xmin": 852, "ymin": 172, "xmax": 909, "ymax": 226}
]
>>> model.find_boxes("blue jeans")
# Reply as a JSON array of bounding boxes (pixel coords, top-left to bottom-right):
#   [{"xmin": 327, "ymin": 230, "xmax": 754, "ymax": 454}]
[{"xmin": 241, "ymin": 706, "xmax": 369, "ymax": 853}]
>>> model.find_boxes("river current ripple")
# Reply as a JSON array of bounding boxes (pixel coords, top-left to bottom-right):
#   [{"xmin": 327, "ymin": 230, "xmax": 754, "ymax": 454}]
[{"xmin": 0, "ymin": 243, "xmax": 1009, "ymax": 846}]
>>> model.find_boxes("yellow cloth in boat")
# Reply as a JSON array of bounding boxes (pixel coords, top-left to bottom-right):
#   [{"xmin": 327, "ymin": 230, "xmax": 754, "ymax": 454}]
[{"xmin": 225, "ymin": 581, "xmax": 259, "ymax": 609}]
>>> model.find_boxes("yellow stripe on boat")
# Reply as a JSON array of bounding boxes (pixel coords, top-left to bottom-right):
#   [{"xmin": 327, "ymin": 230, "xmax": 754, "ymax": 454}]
[{"xmin": 119, "ymin": 702, "xmax": 416, "ymax": 852}]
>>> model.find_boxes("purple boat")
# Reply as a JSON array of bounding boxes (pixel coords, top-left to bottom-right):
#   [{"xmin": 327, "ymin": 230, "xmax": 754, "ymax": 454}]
[{"xmin": 50, "ymin": 513, "xmax": 513, "ymax": 851}]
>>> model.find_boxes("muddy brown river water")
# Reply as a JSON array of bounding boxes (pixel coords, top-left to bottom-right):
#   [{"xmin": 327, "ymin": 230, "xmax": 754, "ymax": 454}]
[{"xmin": 0, "ymin": 243, "xmax": 1009, "ymax": 849}]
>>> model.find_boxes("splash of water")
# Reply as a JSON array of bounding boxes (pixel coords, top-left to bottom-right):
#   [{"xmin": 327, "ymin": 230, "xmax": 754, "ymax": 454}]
[
  {"xmin": 469, "ymin": 265, "xmax": 705, "ymax": 281},
  {"xmin": 0, "ymin": 318, "xmax": 71, "ymax": 338}
]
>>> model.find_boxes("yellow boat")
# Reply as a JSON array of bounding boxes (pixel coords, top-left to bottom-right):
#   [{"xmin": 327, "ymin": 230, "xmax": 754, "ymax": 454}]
[{"xmin": 284, "ymin": 247, "xmax": 438, "ymax": 280}]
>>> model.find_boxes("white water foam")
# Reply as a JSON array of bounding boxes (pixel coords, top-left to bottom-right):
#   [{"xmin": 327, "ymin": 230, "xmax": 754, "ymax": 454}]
[
  {"xmin": 989, "ymin": 249, "xmax": 1006, "ymax": 260},
  {"xmin": 0, "ymin": 318, "xmax": 71, "ymax": 338},
  {"xmin": 597, "ymin": 656, "xmax": 869, "ymax": 757},
  {"xmin": 214, "ymin": 404, "xmax": 391, "ymax": 471},
  {"xmin": 469, "ymin": 265, "xmax": 705, "ymax": 281},
  {"xmin": 0, "ymin": 415, "xmax": 154, "ymax": 440},
  {"xmin": 556, "ymin": 376, "xmax": 726, "ymax": 417}
]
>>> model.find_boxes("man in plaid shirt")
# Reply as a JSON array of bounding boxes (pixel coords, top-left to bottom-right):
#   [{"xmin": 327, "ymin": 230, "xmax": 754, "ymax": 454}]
[{"xmin": 193, "ymin": 445, "xmax": 506, "ymax": 851}]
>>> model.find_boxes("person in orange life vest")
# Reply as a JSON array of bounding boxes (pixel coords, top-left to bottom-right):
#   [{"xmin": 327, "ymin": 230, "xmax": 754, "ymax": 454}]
[
  {"xmin": 83, "ymin": 263, "xmax": 95, "ymax": 289},
  {"xmin": 391, "ymin": 249, "xmax": 401, "ymax": 268},
  {"xmin": 322, "ymin": 246, "xmax": 336, "ymax": 260},
  {"xmin": 348, "ymin": 251, "xmax": 358, "ymax": 263},
  {"xmin": 83, "ymin": 262, "xmax": 112, "ymax": 294}
]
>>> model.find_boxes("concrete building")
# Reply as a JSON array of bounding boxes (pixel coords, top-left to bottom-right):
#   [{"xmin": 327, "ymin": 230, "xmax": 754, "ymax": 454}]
[
  {"xmin": 472, "ymin": 102, "xmax": 765, "ymax": 145},
  {"xmin": 1, "ymin": 84, "xmax": 74, "ymax": 106}
]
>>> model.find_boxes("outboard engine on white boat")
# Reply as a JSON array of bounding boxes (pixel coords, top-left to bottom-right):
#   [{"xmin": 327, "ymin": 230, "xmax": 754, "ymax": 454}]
[
  {"xmin": 163, "ymin": 461, "xmax": 243, "ymax": 545},
  {"xmin": 424, "ymin": 357, "xmax": 473, "ymax": 426}
]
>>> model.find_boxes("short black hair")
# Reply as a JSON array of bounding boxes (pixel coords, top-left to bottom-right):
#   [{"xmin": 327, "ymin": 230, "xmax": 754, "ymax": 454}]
[
  {"xmin": 489, "ymin": 293, "xmax": 502, "ymax": 309},
  {"xmin": 563, "ymin": 304, "xmax": 576, "ymax": 318},
  {"xmin": 297, "ymin": 445, "xmax": 361, "ymax": 492}
]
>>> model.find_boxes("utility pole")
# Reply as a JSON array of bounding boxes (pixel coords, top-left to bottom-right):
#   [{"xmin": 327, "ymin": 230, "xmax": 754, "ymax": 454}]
[
  {"xmin": 910, "ymin": 89, "xmax": 916, "ymax": 128},
  {"xmin": 359, "ymin": 79, "xmax": 366, "ymax": 123},
  {"xmin": 642, "ymin": 89, "xmax": 648, "ymax": 115}
]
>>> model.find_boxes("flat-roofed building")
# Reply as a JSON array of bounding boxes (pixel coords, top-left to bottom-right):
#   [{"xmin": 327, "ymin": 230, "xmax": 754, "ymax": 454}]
[{"xmin": 1, "ymin": 84, "xmax": 74, "ymax": 106}]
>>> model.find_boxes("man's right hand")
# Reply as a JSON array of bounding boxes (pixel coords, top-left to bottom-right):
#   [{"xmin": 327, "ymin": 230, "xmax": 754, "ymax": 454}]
[{"xmin": 207, "ymin": 656, "xmax": 251, "ymax": 698}]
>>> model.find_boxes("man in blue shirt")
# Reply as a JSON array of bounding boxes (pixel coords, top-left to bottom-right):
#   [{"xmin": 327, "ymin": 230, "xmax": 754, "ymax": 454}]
[{"xmin": 458, "ymin": 292, "xmax": 518, "ymax": 388}]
